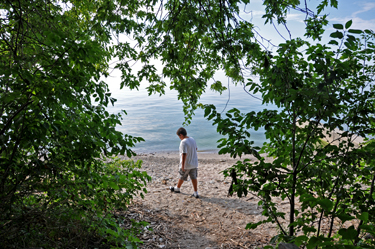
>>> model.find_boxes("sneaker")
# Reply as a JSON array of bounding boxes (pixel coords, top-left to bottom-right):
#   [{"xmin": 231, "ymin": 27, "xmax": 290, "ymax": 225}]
[
  {"xmin": 169, "ymin": 186, "xmax": 180, "ymax": 193},
  {"xmin": 192, "ymin": 193, "xmax": 199, "ymax": 198}
]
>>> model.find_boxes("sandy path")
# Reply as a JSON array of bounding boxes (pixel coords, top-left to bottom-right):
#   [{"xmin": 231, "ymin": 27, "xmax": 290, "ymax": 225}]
[
  {"xmin": 119, "ymin": 152, "xmax": 283, "ymax": 248},
  {"xmin": 119, "ymin": 128, "xmax": 366, "ymax": 248}
]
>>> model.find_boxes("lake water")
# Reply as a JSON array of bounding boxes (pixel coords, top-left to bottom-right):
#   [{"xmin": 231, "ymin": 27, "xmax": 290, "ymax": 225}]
[{"xmin": 106, "ymin": 77, "xmax": 274, "ymax": 153}]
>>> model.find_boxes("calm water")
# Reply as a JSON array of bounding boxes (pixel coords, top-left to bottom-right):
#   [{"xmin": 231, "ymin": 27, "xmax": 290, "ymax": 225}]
[{"xmin": 106, "ymin": 78, "xmax": 274, "ymax": 153}]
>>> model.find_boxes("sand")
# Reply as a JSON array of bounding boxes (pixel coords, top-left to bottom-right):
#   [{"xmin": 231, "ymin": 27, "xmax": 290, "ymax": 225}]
[
  {"xmin": 118, "ymin": 151, "xmax": 283, "ymax": 249},
  {"xmin": 116, "ymin": 130, "xmax": 365, "ymax": 248}
]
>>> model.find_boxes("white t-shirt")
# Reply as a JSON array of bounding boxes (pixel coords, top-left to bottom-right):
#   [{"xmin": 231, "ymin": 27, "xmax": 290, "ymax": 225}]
[{"xmin": 179, "ymin": 137, "xmax": 198, "ymax": 170}]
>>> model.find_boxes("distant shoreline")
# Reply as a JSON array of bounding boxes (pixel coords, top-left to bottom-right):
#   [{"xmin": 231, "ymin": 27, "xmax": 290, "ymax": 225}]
[{"xmin": 133, "ymin": 149, "xmax": 220, "ymax": 155}]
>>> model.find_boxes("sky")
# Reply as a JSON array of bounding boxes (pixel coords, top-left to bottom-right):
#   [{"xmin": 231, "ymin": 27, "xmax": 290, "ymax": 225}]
[
  {"xmin": 326, "ymin": 0, "xmax": 375, "ymax": 29},
  {"xmin": 236, "ymin": 0, "xmax": 375, "ymax": 51}
]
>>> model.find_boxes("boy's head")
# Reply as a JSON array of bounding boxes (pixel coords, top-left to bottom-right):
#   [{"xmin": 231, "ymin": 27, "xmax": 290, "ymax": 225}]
[{"xmin": 176, "ymin": 127, "xmax": 187, "ymax": 137}]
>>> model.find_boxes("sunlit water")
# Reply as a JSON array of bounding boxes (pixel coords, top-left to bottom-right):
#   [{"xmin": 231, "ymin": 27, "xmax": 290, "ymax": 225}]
[{"xmin": 106, "ymin": 80, "xmax": 275, "ymax": 153}]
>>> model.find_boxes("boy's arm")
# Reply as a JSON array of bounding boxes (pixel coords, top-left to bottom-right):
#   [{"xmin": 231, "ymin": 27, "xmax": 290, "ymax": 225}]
[{"xmin": 181, "ymin": 153, "xmax": 187, "ymax": 171}]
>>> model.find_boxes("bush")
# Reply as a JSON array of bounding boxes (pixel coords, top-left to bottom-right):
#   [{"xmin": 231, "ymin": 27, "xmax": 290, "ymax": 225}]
[{"xmin": 0, "ymin": 158, "xmax": 151, "ymax": 248}]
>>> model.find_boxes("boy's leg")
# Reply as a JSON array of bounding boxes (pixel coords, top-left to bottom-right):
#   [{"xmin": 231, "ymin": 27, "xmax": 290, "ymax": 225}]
[
  {"xmin": 177, "ymin": 169, "xmax": 189, "ymax": 188},
  {"xmin": 170, "ymin": 179, "xmax": 183, "ymax": 193},
  {"xmin": 177, "ymin": 179, "xmax": 184, "ymax": 188},
  {"xmin": 170, "ymin": 170, "xmax": 186, "ymax": 193},
  {"xmin": 191, "ymin": 179, "xmax": 198, "ymax": 192},
  {"xmin": 189, "ymin": 168, "xmax": 198, "ymax": 196}
]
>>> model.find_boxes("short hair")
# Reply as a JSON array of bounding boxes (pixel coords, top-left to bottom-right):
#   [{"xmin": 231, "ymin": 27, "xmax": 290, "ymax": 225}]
[{"xmin": 176, "ymin": 127, "xmax": 187, "ymax": 136}]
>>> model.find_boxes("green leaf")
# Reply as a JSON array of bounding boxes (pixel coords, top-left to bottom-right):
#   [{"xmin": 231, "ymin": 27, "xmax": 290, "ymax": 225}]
[
  {"xmin": 333, "ymin": 23, "xmax": 343, "ymax": 30},
  {"xmin": 330, "ymin": 31, "xmax": 344, "ymax": 39},
  {"xmin": 294, "ymin": 235, "xmax": 308, "ymax": 246},
  {"xmin": 344, "ymin": 42, "xmax": 354, "ymax": 50},
  {"xmin": 357, "ymin": 212, "xmax": 369, "ymax": 223},
  {"xmin": 317, "ymin": 199, "xmax": 333, "ymax": 211},
  {"xmin": 346, "ymin": 34, "xmax": 356, "ymax": 42},
  {"xmin": 348, "ymin": 29, "xmax": 363, "ymax": 34},
  {"xmin": 109, "ymin": 181, "xmax": 120, "ymax": 190},
  {"xmin": 303, "ymin": 226, "xmax": 317, "ymax": 233},
  {"xmin": 246, "ymin": 221, "xmax": 264, "ymax": 230},
  {"xmin": 270, "ymin": 234, "xmax": 279, "ymax": 244},
  {"xmin": 306, "ymin": 237, "xmax": 319, "ymax": 249},
  {"xmin": 328, "ymin": 40, "xmax": 339, "ymax": 45},
  {"xmin": 337, "ymin": 214, "xmax": 355, "ymax": 223},
  {"xmin": 345, "ymin": 20, "xmax": 353, "ymax": 29},
  {"xmin": 210, "ymin": 81, "xmax": 227, "ymax": 94},
  {"xmin": 338, "ymin": 226, "xmax": 357, "ymax": 240},
  {"xmin": 106, "ymin": 228, "xmax": 119, "ymax": 238}
]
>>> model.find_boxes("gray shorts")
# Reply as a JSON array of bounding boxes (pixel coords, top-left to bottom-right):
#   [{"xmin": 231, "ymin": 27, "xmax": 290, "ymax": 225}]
[{"xmin": 178, "ymin": 168, "xmax": 198, "ymax": 181}]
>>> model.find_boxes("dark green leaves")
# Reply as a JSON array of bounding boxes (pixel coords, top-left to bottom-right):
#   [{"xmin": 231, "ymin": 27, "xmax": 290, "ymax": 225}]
[
  {"xmin": 348, "ymin": 29, "xmax": 363, "ymax": 34},
  {"xmin": 337, "ymin": 213, "xmax": 355, "ymax": 223},
  {"xmin": 0, "ymin": 0, "xmax": 148, "ymax": 247},
  {"xmin": 345, "ymin": 20, "xmax": 353, "ymax": 29},
  {"xmin": 333, "ymin": 23, "xmax": 343, "ymax": 30},
  {"xmin": 109, "ymin": 181, "xmax": 120, "ymax": 190},
  {"xmin": 330, "ymin": 31, "xmax": 344, "ymax": 39},
  {"xmin": 187, "ymin": 11, "xmax": 375, "ymax": 249},
  {"xmin": 338, "ymin": 226, "xmax": 358, "ymax": 240},
  {"xmin": 317, "ymin": 199, "xmax": 334, "ymax": 212},
  {"xmin": 306, "ymin": 237, "xmax": 320, "ymax": 249},
  {"xmin": 328, "ymin": 40, "xmax": 339, "ymax": 45},
  {"xmin": 210, "ymin": 81, "xmax": 227, "ymax": 94},
  {"xmin": 357, "ymin": 212, "xmax": 369, "ymax": 223}
]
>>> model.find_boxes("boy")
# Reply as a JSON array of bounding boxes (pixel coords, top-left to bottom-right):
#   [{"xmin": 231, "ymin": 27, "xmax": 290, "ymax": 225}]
[{"xmin": 169, "ymin": 127, "xmax": 199, "ymax": 198}]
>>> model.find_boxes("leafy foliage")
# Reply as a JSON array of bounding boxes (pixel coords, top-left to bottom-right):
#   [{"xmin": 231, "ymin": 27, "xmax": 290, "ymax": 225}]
[
  {"xmin": 0, "ymin": 0, "xmax": 151, "ymax": 248},
  {"xmin": 2, "ymin": 158, "xmax": 151, "ymax": 248},
  {"xmin": 207, "ymin": 17, "xmax": 375, "ymax": 249},
  {"xmin": 135, "ymin": 0, "xmax": 375, "ymax": 248},
  {"xmin": 134, "ymin": 0, "xmax": 263, "ymax": 123}
]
